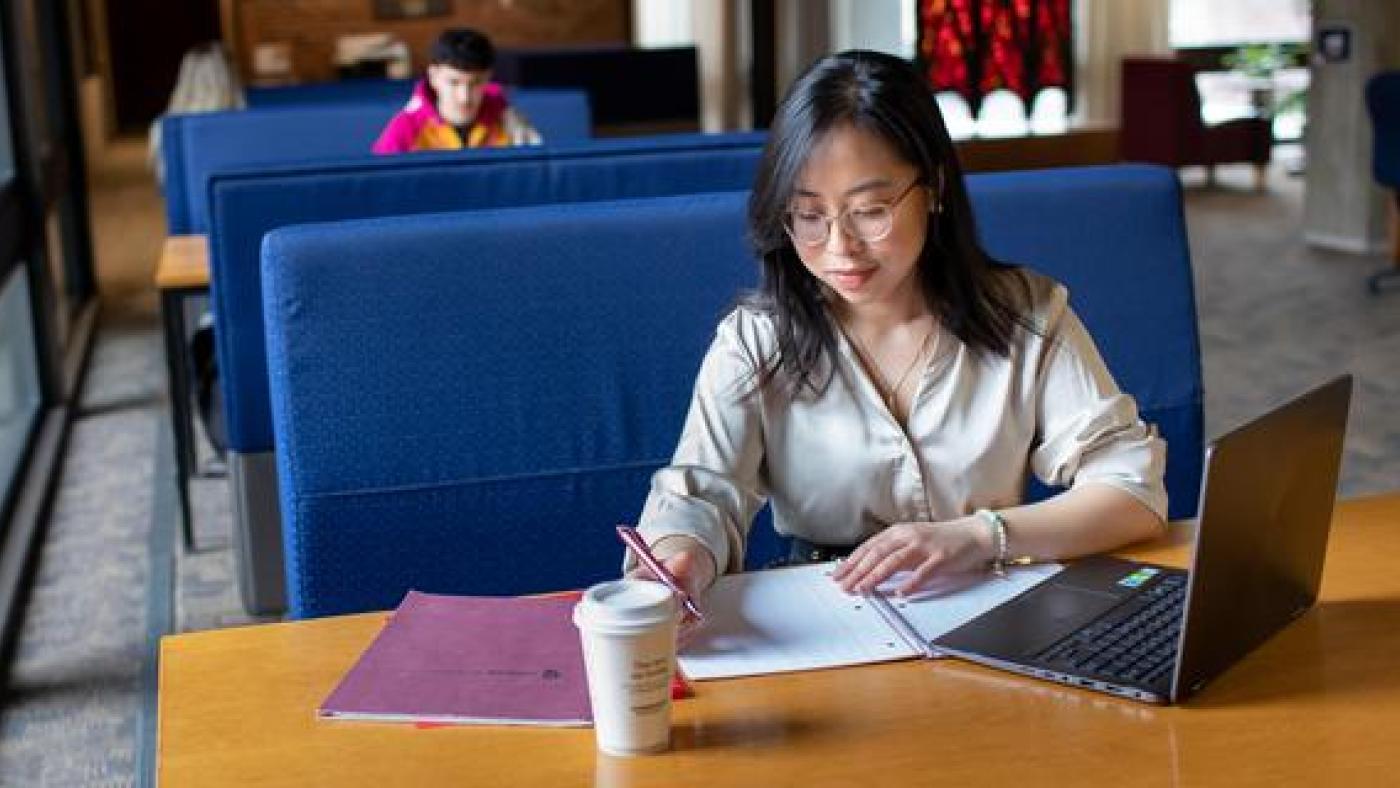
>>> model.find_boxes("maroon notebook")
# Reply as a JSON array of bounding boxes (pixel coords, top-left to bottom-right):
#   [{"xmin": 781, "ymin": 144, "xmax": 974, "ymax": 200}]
[{"xmin": 319, "ymin": 590, "xmax": 591, "ymax": 726}]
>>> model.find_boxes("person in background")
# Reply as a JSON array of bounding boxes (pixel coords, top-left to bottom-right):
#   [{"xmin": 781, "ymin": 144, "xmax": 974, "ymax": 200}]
[
  {"xmin": 372, "ymin": 27, "xmax": 539, "ymax": 154},
  {"xmin": 627, "ymin": 50, "xmax": 1166, "ymax": 600}
]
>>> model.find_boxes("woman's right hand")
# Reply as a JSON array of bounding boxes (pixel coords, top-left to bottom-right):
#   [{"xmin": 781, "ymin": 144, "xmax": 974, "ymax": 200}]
[
  {"xmin": 626, "ymin": 536, "xmax": 716, "ymax": 648},
  {"xmin": 625, "ymin": 534, "xmax": 717, "ymax": 619}
]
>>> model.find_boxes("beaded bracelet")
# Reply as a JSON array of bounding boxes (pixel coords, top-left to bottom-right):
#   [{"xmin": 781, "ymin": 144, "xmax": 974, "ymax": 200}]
[{"xmin": 975, "ymin": 508, "xmax": 1010, "ymax": 577}]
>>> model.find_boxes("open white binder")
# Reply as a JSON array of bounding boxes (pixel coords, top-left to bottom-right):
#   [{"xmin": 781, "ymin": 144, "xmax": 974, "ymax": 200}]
[{"xmin": 678, "ymin": 561, "xmax": 1061, "ymax": 680}]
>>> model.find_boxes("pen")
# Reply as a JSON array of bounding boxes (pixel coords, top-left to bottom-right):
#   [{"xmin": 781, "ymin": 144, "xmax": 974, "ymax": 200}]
[{"xmin": 615, "ymin": 525, "xmax": 705, "ymax": 622}]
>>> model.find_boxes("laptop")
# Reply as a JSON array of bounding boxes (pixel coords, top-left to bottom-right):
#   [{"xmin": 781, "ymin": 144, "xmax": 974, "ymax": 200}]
[{"xmin": 932, "ymin": 375, "xmax": 1352, "ymax": 704}]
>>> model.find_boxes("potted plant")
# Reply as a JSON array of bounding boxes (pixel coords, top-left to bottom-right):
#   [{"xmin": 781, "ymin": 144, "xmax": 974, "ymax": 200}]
[{"xmin": 1223, "ymin": 43, "xmax": 1305, "ymax": 116}]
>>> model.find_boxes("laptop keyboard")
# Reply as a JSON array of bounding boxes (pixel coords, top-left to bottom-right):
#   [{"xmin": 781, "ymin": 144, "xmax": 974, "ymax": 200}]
[{"xmin": 1036, "ymin": 573, "xmax": 1186, "ymax": 687}]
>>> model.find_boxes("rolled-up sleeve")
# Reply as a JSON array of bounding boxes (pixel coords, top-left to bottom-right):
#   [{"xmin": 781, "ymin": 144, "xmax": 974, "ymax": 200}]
[
  {"xmin": 636, "ymin": 312, "xmax": 769, "ymax": 574},
  {"xmin": 1030, "ymin": 305, "xmax": 1168, "ymax": 520}
]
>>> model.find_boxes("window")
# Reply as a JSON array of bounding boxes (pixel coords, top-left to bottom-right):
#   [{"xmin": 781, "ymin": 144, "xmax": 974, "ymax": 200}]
[
  {"xmin": 830, "ymin": 0, "xmax": 918, "ymax": 58},
  {"xmin": 0, "ymin": 266, "xmax": 41, "ymax": 511},
  {"xmin": 632, "ymin": 0, "xmax": 694, "ymax": 48},
  {"xmin": 935, "ymin": 92, "xmax": 977, "ymax": 140},
  {"xmin": 1169, "ymin": 0, "xmax": 1310, "ymax": 48},
  {"xmin": 0, "ymin": 37, "xmax": 13, "ymax": 182},
  {"xmin": 1170, "ymin": 0, "xmax": 1310, "ymax": 143},
  {"xmin": 974, "ymin": 90, "xmax": 1029, "ymax": 138},
  {"xmin": 0, "ymin": 30, "xmax": 33, "ymax": 516},
  {"xmin": 918, "ymin": 0, "xmax": 1073, "ymax": 125},
  {"xmin": 1028, "ymin": 87, "xmax": 1068, "ymax": 135}
]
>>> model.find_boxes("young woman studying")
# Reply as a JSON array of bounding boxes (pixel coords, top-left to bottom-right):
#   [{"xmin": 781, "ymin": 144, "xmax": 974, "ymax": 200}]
[{"xmin": 628, "ymin": 50, "xmax": 1166, "ymax": 600}]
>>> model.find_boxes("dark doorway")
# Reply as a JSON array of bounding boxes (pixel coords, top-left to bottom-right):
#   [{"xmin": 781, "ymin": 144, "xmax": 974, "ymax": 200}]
[{"xmin": 106, "ymin": 0, "xmax": 221, "ymax": 131}]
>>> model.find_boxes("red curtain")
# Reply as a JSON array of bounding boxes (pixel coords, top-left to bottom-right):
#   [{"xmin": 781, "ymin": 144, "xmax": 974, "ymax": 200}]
[{"xmin": 918, "ymin": 0, "xmax": 1073, "ymax": 115}]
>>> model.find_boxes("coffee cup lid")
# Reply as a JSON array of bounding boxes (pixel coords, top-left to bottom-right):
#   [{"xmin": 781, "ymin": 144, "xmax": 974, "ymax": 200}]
[{"xmin": 574, "ymin": 579, "xmax": 677, "ymax": 631}]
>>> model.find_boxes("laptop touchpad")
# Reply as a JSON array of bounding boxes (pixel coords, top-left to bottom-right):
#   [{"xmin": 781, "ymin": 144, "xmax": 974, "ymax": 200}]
[{"xmin": 939, "ymin": 583, "xmax": 1123, "ymax": 657}]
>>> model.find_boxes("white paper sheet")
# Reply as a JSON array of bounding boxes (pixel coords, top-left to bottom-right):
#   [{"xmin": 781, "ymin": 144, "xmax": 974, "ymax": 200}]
[{"xmin": 677, "ymin": 561, "xmax": 1061, "ymax": 680}]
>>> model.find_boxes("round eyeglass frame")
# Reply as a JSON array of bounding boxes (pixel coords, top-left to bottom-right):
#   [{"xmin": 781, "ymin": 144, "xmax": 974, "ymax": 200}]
[{"xmin": 783, "ymin": 178, "xmax": 925, "ymax": 247}]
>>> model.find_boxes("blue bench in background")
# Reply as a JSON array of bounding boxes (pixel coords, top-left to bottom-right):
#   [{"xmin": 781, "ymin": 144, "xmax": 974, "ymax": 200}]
[
  {"xmin": 263, "ymin": 193, "xmax": 761, "ymax": 617},
  {"xmin": 159, "ymin": 88, "xmax": 592, "ymax": 234},
  {"xmin": 245, "ymin": 78, "xmax": 414, "ymax": 107},
  {"xmin": 494, "ymin": 45, "xmax": 699, "ymax": 133},
  {"xmin": 971, "ymin": 165, "xmax": 1203, "ymax": 520},
  {"xmin": 215, "ymin": 132, "xmax": 768, "ymax": 614},
  {"xmin": 260, "ymin": 165, "xmax": 1202, "ymax": 620}
]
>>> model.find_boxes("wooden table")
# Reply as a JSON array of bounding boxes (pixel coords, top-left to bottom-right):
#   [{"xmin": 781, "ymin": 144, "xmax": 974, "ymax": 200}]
[
  {"xmin": 155, "ymin": 234, "xmax": 210, "ymax": 550},
  {"xmin": 158, "ymin": 494, "xmax": 1400, "ymax": 786}
]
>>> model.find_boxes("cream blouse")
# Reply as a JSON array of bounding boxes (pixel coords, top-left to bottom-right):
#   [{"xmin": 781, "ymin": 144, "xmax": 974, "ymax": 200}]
[{"xmin": 637, "ymin": 271, "xmax": 1167, "ymax": 574}]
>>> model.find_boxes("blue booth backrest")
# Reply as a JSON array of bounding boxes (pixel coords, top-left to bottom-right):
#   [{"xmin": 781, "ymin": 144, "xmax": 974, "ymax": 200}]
[
  {"xmin": 210, "ymin": 132, "xmax": 768, "ymax": 457},
  {"xmin": 968, "ymin": 164, "xmax": 1203, "ymax": 521},
  {"xmin": 494, "ymin": 45, "xmax": 698, "ymax": 128},
  {"xmin": 160, "ymin": 88, "xmax": 592, "ymax": 233},
  {"xmin": 263, "ymin": 192, "xmax": 760, "ymax": 617},
  {"xmin": 1367, "ymin": 72, "xmax": 1400, "ymax": 188},
  {"xmin": 162, "ymin": 105, "xmax": 391, "ymax": 234},
  {"xmin": 262, "ymin": 166, "xmax": 1202, "ymax": 619},
  {"xmin": 245, "ymin": 79, "xmax": 414, "ymax": 107},
  {"xmin": 493, "ymin": 89, "xmax": 592, "ymax": 146}
]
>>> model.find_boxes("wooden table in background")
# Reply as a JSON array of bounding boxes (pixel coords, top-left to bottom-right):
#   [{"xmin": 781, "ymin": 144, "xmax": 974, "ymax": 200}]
[
  {"xmin": 158, "ymin": 494, "xmax": 1400, "ymax": 786},
  {"xmin": 154, "ymin": 234, "xmax": 210, "ymax": 551}
]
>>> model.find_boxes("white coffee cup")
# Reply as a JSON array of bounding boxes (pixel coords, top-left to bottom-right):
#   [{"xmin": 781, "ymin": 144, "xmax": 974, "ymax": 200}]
[{"xmin": 573, "ymin": 579, "xmax": 679, "ymax": 756}]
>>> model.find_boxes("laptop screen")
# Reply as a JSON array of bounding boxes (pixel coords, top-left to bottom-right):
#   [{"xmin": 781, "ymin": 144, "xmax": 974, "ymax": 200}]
[{"xmin": 1172, "ymin": 375, "xmax": 1351, "ymax": 700}]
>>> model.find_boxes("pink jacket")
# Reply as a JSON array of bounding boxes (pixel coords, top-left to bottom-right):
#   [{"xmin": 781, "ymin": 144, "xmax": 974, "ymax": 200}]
[{"xmin": 372, "ymin": 79, "xmax": 539, "ymax": 154}]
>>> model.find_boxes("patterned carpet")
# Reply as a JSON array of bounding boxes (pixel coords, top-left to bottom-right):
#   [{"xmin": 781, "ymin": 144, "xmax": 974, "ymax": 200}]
[
  {"xmin": 0, "ymin": 160, "xmax": 1396, "ymax": 785},
  {"xmin": 0, "ymin": 311, "xmax": 162, "ymax": 786}
]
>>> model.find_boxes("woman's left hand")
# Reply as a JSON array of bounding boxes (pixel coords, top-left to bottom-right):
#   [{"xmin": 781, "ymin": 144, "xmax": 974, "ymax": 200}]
[{"xmin": 831, "ymin": 517, "xmax": 990, "ymax": 596}]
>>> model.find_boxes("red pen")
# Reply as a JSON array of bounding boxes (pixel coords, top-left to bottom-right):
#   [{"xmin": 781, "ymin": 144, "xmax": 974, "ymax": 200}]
[{"xmin": 616, "ymin": 525, "xmax": 705, "ymax": 622}]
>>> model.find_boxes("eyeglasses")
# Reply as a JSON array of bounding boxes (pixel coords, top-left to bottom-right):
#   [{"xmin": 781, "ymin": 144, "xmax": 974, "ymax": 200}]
[{"xmin": 783, "ymin": 178, "xmax": 924, "ymax": 247}]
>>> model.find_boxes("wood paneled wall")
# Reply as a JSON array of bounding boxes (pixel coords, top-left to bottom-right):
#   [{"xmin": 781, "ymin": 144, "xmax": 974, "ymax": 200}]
[
  {"xmin": 956, "ymin": 127, "xmax": 1121, "ymax": 173},
  {"xmin": 222, "ymin": 0, "xmax": 630, "ymax": 83}
]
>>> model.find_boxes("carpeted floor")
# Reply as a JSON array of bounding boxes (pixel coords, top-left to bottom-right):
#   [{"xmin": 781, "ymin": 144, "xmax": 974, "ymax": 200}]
[
  {"xmin": 0, "ymin": 147, "xmax": 1397, "ymax": 785},
  {"xmin": 1185, "ymin": 162, "xmax": 1400, "ymax": 495},
  {"xmin": 0, "ymin": 310, "xmax": 163, "ymax": 786},
  {"xmin": 0, "ymin": 136, "xmax": 168, "ymax": 786}
]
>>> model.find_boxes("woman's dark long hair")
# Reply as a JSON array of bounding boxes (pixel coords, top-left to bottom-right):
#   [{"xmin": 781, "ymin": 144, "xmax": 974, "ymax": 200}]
[{"xmin": 746, "ymin": 50, "xmax": 1030, "ymax": 397}]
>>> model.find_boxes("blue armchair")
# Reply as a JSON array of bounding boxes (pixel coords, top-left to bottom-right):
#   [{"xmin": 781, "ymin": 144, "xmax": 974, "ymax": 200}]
[{"xmin": 1366, "ymin": 71, "xmax": 1400, "ymax": 293}]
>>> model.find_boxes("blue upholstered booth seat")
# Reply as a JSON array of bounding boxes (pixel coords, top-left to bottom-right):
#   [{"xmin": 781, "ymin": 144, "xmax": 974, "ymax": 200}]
[
  {"xmin": 491, "ymin": 89, "xmax": 592, "ymax": 147},
  {"xmin": 159, "ymin": 88, "xmax": 591, "ymax": 233},
  {"xmin": 494, "ymin": 45, "xmax": 698, "ymax": 129},
  {"xmin": 162, "ymin": 105, "xmax": 389, "ymax": 234},
  {"xmin": 967, "ymin": 165, "xmax": 1203, "ymax": 520},
  {"xmin": 262, "ymin": 165, "xmax": 1202, "ymax": 619},
  {"xmin": 1368, "ymin": 72, "xmax": 1400, "ymax": 189},
  {"xmin": 218, "ymin": 132, "xmax": 766, "ymax": 615},
  {"xmin": 245, "ymin": 79, "xmax": 415, "ymax": 107},
  {"xmin": 212, "ymin": 132, "xmax": 767, "ymax": 457},
  {"xmin": 263, "ymin": 193, "xmax": 762, "ymax": 617}
]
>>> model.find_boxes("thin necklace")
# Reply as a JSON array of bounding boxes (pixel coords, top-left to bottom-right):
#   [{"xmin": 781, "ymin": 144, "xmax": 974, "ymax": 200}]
[{"xmin": 843, "ymin": 321, "xmax": 938, "ymax": 415}]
